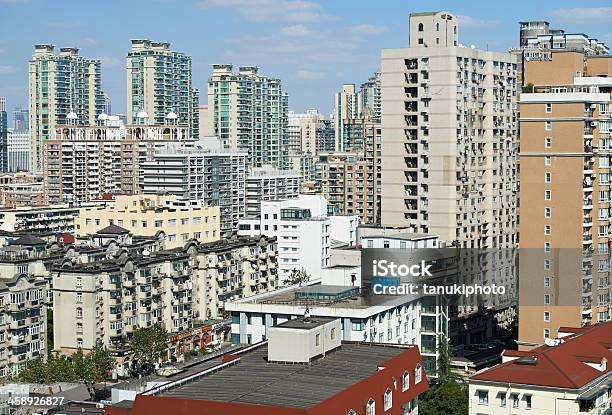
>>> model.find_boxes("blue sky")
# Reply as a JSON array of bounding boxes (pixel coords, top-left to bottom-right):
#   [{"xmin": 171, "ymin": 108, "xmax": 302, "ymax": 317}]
[{"xmin": 0, "ymin": 0, "xmax": 611, "ymax": 121}]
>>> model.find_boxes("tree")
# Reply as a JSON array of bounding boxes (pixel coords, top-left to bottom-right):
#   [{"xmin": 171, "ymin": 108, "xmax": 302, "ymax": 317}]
[
  {"xmin": 283, "ymin": 268, "xmax": 310, "ymax": 286},
  {"xmin": 435, "ymin": 334, "xmax": 452, "ymax": 381},
  {"xmin": 130, "ymin": 324, "xmax": 168, "ymax": 366},
  {"xmin": 17, "ymin": 347, "xmax": 114, "ymax": 388},
  {"xmin": 523, "ymin": 82, "xmax": 535, "ymax": 93},
  {"xmin": 419, "ymin": 380, "xmax": 468, "ymax": 415},
  {"xmin": 87, "ymin": 345, "xmax": 114, "ymax": 380}
]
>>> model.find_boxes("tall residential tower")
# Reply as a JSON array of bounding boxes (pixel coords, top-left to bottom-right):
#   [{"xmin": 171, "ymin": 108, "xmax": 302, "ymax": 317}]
[
  {"xmin": 126, "ymin": 40, "xmax": 199, "ymax": 138},
  {"xmin": 208, "ymin": 65, "xmax": 289, "ymax": 169},
  {"xmin": 380, "ymin": 11, "xmax": 518, "ymax": 249},
  {"xmin": 28, "ymin": 45, "xmax": 103, "ymax": 171}
]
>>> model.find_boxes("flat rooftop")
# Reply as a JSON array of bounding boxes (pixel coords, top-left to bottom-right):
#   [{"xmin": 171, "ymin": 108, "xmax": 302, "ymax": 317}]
[
  {"xmin": 160, "ymin": 343, "xmax": 407, "ymax": 408},
  {"xmin": 275, "ymin": 316, "xmax": 336, "ymax": 330},
  {"xmin": 240, "ymin": 283, "xmax": 422, "ymax": 310}
]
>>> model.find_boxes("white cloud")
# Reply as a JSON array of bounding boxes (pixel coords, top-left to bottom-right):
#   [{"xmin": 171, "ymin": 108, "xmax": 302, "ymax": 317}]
[
  {"xmin": 348, "ymin": 24, "xmax": 389, "ymax": 36},
  {"xmin": 281, "ymin": 25, "xmax": 312, "ymax": 37},
  {"xmin": 0, "ymin": 65, "xmax": 17, "ymax": 75},
  {"xmin": 77, "ymin": 37, "xmax": 97, "ymax": 46},
  {"xmin": 551, "ymin": 7, "xmax": 612, "ymax": 25},
  {"xmin": 196, "ymin": 0, "xmax": 331, "ymax": 22},
  {"xmin": 295, "ymin": 69, "xmax": 325, "ymax": 79},
  {"xmin": 457, "ymin": 15, "xmax": 498, "ymax": 28},
  {"xmin": 97, "ymin": 57, "xmax": 121, "ymax": 68}
]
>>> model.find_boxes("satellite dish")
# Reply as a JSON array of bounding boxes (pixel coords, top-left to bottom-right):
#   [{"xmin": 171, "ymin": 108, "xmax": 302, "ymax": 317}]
[{"xmin": 544, "ymin": 338, "xmax": 556, "ymax": 347}]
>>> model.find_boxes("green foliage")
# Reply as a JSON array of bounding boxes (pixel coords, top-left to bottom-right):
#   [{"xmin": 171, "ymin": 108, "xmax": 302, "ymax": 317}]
[
  {"xmin": 129, "ymin": 324, "xmax": 168, "ymax": 365},
  {"xmin": 17, "ymin": 347, "xmax": 114, "ymax": 385},
  {"xmin": 283, "ymin": 268, "xmax": 310, "ymax": 286},
  {"xmin": 435, "ymin": 334, "xmax": 452, "ymax": 381},
  {"xmin": 419, "ymin": 380, "xmax": 468, "ymax": 415},
  {"xmin": 523, "ymin": 82, "xmax": 535, "ymax": 93}
]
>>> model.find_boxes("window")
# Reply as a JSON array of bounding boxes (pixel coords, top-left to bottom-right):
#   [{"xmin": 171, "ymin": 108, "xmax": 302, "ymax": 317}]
[
  {"xmin": 545, "ymin": 137, "xmax": 552, "ymax": 148},
  {"xmin": 525, "ymin": 394, "xmax": 532, "ymax": 409},
  {"xmin": 331, "ymin": 327, "xmax": 336, "ymax": 340},
  {"xmin": 402, "ymin": 370, "xmax": 409, "ymax": 391},
  {"xmin": 544, "ymin": 276, "xmax": 551, "ymax": 287},
  {"xmin": 366, "ymin": 398, "xmax": 375, "ymax": 415},
  {"xmin": 418, "ymin": 38, "xmax": 424, "ymax": 45},
  {"xmin": 500, "ymin": 392, "xmax": 507, "ymax": 407},
  {"xmin": 544, "ymin": 311, "xmax": 550, "ymax": 321},
  {"xmin": 76, "ymin": 307, "xmax": 83, "ymax": 318},
  {"xmin": 415, "ymin": 364, "xmax": 422, "ymax": 383},
  {"xmin": 544, "ymin": 259, "xmax": 550, "ymax": 270},
  {"xmin": 545, "ymin": 121, "xmax": 552, "ymax": 131},
  {"xmin": 545, "ymin": 190, "xmax": 551, "ymax": 200},
  {"xmin": 384, "ymin": 389, "xmax": 392, "ymax": 410},
  {"xmin": 315, "ymin": 333, "xmax": 320, "ymax": 346},
  {"xmin": 546, "ymin": 103, "xmax": 552, "ymax": 113},
  {"xmin": 418, "ymin": 23, "xmax": 424, "ymax": 31},
  {"xmin": 76, "ymin": 293, "xmax": 82, "ymax": 303},
  {"xmin": 545, "ymin": 155, "xmax": 552, "ymax": 166},
  {"xmin": 544, "ymin": 242, "xmax": 551, "ymax": 252},
  {"xmin": 511, "ymin": 393, "xmax": 519, "ymax": 408},
  {"xmin": 544, "ymin": 225, "xmax": 551, "ymax": 235},
  {"xmin": 544, "ymin": 294, "xmax": 550, "ymax": 305},
  {"xmin": 544, "ymin": 207, "xmax": 551, "ymax": 218},
  {"xmin": 545, "ymin": 172, "xmax": 551, "ymax": 183},
  {"xmin": 436, "ymin": 22, "xmax": 440, "ymax": 31},
  {"xmin": 544, "ymin": 328, "xmax": 550, "ymax": 338},
  {"xmin": 383, "ymin": 240, "xmax": 390, "ymax": 248},
  {"xmin": 478, "ymin": 390, "xmax": 489, "ymax": 405},
  {"xmin": 367, "ymin": 240, "xmax": 373, "ymax": 248},
  {"xmin": 76, "ymin": 277, "xmax": 82, "ymax": 288}
]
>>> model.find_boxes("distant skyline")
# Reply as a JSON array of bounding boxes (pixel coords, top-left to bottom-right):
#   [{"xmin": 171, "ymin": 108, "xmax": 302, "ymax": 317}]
[{"xmin": 0, "ymin": 0, "xmax": 611, "ymax": 121}]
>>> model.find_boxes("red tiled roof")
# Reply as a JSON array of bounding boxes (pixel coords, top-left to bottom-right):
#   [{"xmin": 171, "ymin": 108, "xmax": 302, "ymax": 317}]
[{"xmin": 471, "ymin": 322, "xmax": 612, "ymax": 389}]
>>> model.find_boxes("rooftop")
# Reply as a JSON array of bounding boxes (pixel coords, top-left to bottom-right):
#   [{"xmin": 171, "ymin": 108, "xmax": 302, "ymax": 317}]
[
  {"xmin": 471, "ymin": 322, "xmax": 612, "ymax": 389},
  {"xmin": 156, "ymin": 342, "xmax": 422, "ymax": 409},
  {"xmin": 274, "ymin": 316, "xmax": 337, "ymax": 330}
]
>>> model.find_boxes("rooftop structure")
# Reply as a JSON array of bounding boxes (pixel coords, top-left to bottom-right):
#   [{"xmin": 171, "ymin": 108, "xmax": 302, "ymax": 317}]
[
  {"xmin": 469, "ymin": 322, "xmax": 611, "ymax": 414},
  {"xmin": 107, "ymin": 335, "xmax": 428, "ymax": 415}
]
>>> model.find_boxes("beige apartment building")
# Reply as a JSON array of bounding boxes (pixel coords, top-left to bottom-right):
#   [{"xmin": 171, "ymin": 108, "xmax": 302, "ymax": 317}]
[
  {"xmin": 76, "ymin": 194, "xmax": 221, "ymax": 249},
  {"xmin": 518, "ymin": 52, "xmax": 612, "ymax": 349},
  {"xmin": 44, "ymin": 123, "xmax": 192, "ymax": 204},
  {"xmin": 52, "ymin": 234, "xmax": 278, "ymax": 374},
  {"xmin": 380, "ymin": 11, "xmax": 518, "ymax": 249},
  {"xmin": 0, "ymin": 274, "xmax": 47, "ymax": 377}
]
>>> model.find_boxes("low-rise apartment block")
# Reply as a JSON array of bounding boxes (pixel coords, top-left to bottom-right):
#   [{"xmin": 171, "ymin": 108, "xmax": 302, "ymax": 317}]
[
  {"xmin": 107, "ymin": 318, "xmax": 428, "ymax": 415},
  {"xmin": 52, "ymin": 230, "xmax": 278, "ymax": 374},
  {"xmin": 0, "ymin": 274, "xmax": 47, "ymax": 377},
  {"xmin": 226, "ymin": 281, "xmax": 448, "ymax": 375},
  {"xmin": 238, "ymin": 195, "xmax": 358, "ymax": 282},
  {"xmin": 469, "ymin": 322, "xmax": 611, "ymax": 415},
  {"xmin": 76, "ymin": 194, "xmax": 221, "ymax": 249}
]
